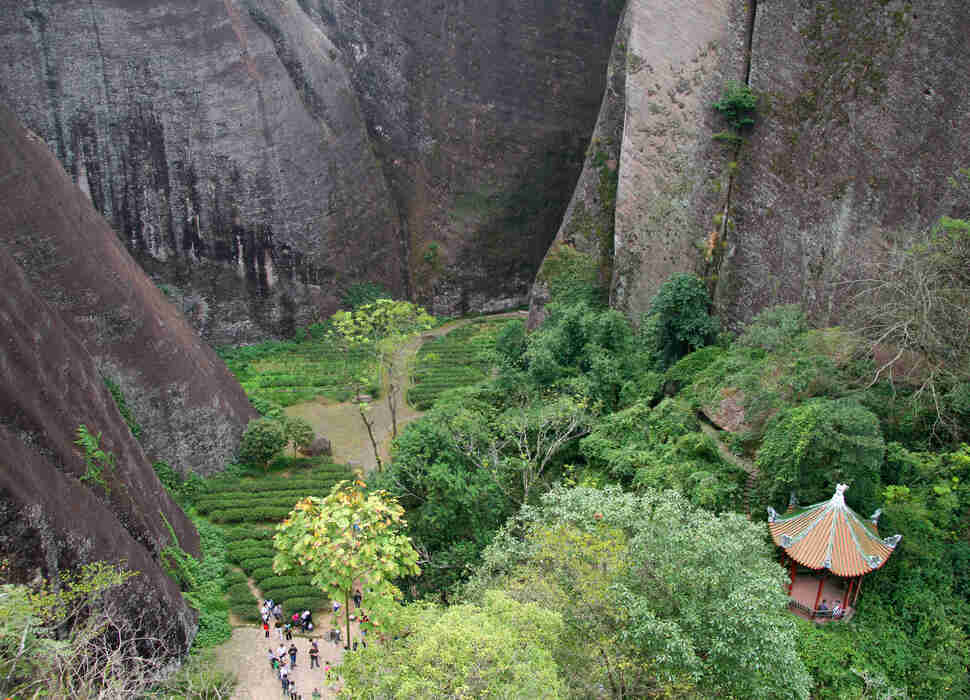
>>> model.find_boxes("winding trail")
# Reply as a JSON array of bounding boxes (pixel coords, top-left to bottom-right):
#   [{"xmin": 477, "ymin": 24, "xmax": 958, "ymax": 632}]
[
  {"xmin": 213, "ymin": 311, "xmax": 526, "ymax": 697},
  {"xmin": 698, "ymin": 421, "xmax": 760, "ymax": 518},
  {"xmin": 284, "ymin": 311, "xmax": 527, "ymax": 473}
]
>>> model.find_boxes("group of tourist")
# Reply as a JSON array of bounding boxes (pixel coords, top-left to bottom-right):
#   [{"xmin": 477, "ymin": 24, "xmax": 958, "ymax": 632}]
[
  {"xmin": 817, "ymin": 599, "xmax": 844, "ymax": 618},
  {"xmin": 256, "ymin": 589, "xmax": 366, "ymax": 698}
]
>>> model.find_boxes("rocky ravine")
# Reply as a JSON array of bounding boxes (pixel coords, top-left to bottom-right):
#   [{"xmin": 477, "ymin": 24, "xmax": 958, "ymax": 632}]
[
  {"xmin": 0, "ymin": 103, "xmax": 258, "ymax": 651},
  {"xmin": 532, "ymin": 0, "xmax": 970, "ymax": 330},
  {"xmin": 0, "ymin": 0, "xmax": 620, "ymax": 341}
]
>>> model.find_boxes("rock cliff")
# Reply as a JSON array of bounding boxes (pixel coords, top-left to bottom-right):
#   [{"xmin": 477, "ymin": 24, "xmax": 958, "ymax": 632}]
[
  {"xmin": 0, "ymin": 0, "xmax": 620, "ymax": 338},
  {"xmin": 532, "ymin": 0, "xmax": 970, "ymax": 329},
  {"xmin": 0, "ymin": 104, "xmax": 258, "ymax": 476}
]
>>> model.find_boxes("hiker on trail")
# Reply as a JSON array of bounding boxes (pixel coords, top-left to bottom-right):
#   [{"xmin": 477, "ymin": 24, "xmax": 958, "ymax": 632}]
[
  {"xmin": 284, "ymin": 622, "xmax": 293, "ymax": 640},
  {"xmin": 288, "ymin": 642, "xmax": 298, "ymax": 668},
  {"xmin": 263, "ymin": 620, "xmax": 270, "ymax": 638},
  {"xmin": 353, "ymin": 588, "xmax": 362, "ymax": 609},
  {"xmin": 352, "ymin": 639, "xmax": 358, "ymax": 652},
  {"xmin": 280, "ymin": 664, "xmax": 290, "ymax": 692},
  {"xmin": 324, "ymin": 663, "xmax": 332, "ymax": 681},
  {"xmin": 276, "ymin": 643, "xmax": 287, "ymax": 664},
  {"xmin": 276, "ymin": 619, "xmax": 284, "ymax": 640},
  {"xmin": 267, "ymin": 648, "xmax": 276, "ymax": 670},
  {"xmin": 301, "ymin": 608, "xmax": 313, "ymax": 631},
  {"xmin": 273, "ymin": 602, "xmax": 283, "ymax": 621},
  {"xmin": 309, "ymin": 640, "xmax": 320, "ymax": 668}
]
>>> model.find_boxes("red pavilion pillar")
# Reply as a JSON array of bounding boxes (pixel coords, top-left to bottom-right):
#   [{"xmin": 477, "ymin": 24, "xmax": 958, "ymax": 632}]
[{"xmin": 812, "ymin": 572, "xmax": 826, "ymax": 618}]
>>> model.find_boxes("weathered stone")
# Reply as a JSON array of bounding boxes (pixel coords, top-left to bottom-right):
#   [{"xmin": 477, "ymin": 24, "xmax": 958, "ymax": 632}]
[
  {"xmin": 722, "ymin": 0, "xmax": 970, "ymax": 329},
  {"xmin": 0, "ymin": 103, "xmax": 258, "ymax": 475},
  {"xmin": 302, "ymin": 435, "xmax": 333, "ymax": 457},
  {"xmin": 0, "ymin": 0, "xmax": 621, "ymax": 335},
  {"xmin": 0, "ymin": 0, "xmax": 403, "ymax": 343}
]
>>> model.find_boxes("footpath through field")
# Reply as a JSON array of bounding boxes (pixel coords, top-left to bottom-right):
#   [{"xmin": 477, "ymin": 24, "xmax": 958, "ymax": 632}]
[{"xmin": 284, "ymin": 311, "xmax": 527, "ymax": 473}]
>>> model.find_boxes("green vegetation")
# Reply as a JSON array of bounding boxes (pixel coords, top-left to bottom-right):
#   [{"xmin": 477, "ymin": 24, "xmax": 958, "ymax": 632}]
[
  {"xmin": 217, "ymin": 332, "xmax": 376, "ymax": 407},
  {"xmin": 237, "ymin": 417, "xmax": 287, "ymax": 470},
  {"xmin": 367, "ymin": 277, "xmax": 968, "ymax": 698},
  {"xmin": 273, "ymin": 479, "xmax": 420, "ymax": 647},
  {"xmin": 408, "ymin": 320, "xmax": 504, "ymax": 410},
  {"xmin": 339, "ymin": 591, "xmax": 566, "ymax": 698},
  {"xmin": 102, "ymin": 374, "xmax": 142, "ymax": 439},
  {"xmin": 74, "ymin": 424, "xmax": 115, "ymax": 495},
  {"xmin": 713, "ymin": 79, "xmax": 757, "ymax": 140}
]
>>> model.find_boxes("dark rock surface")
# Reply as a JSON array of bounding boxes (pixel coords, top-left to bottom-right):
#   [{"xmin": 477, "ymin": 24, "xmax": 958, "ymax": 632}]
[
  {"xmin": 0, "ymin": 103, "xmax": 258, "ymax": 476},
  {"xmin": 322, "ymin": 0, "xmax": 621, "ymax": 316},
  {"xmin": 0, "ymin": 0, "xmax": 620, "ymax": 336},
  {"xmin": 532, "ymin": 0, "xmax": 970, "ymax": 330},
  {"xmin": 0, "ymin": 0, "xmax": 402, "ymax": 344},
  {"xmin": 302, "ymin": 435, "xmax": 332, "ymax": 457},
  {"xmin": 0, "ymin": 246, "xmax": 197, "ymax": 650}
]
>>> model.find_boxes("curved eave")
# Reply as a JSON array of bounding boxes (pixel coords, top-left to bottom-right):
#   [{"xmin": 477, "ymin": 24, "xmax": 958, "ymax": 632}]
[{"xmin": 768, "ymin": 500, "xmax": 901, "ymax": 578}]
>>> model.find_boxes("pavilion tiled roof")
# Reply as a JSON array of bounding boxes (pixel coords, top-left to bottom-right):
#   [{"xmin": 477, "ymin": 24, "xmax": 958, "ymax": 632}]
[{"xmin": 767, "ymin": 484, "xmax": 902, "ymax": 577}]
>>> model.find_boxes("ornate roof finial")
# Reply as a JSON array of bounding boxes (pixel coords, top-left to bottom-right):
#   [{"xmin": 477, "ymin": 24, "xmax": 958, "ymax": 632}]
[{"xmin": 832, "ymin": 483, "xmax": 848, "ymax": 507}]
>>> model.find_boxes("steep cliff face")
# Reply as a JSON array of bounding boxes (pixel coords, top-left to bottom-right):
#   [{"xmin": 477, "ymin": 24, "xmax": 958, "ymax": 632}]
[
  {"xmin": 722, "ymin": 0, "xmax": 970, "ymax": 328},
  {"xmin": 0, "ymin": 0, "xmax": 620, "ymax": 335},
  {"xmin": 318, "ymin": 0, "xmax": 622, "ymax": 315},
  {"xmin": 532, "ymin": 0, "xmax": 970, "ymax": 330},
  {"xmin": 0, "ymin": 0, "xmax": 402, "ymax": 343},
  {"xmin": 0, "ymin": 246, "xmax": 197, "ymax": 652},
  {"xmin": 0, "ymin": 104, "xmax": 258, "ymax": 476}
]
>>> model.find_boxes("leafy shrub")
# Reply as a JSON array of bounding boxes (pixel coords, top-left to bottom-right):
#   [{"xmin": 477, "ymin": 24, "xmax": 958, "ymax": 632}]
[
  {"xmin": 102, "ymin": 374, "xmax": 142, "ymax": 439},
  {"xmin": 645, "ymin": 273, "xmax": 719, "ymax": 370},
  {"xmin": 341, "ymin": 281, "xmax": 390, "ymax": 310},
  {"xmin": 238, "ymin": 418, "xmax": 286, "ymax": 470},
  {"xmin": 738, "ymin": 304, "xmax": 809, "ymax": 352},
  {"xmin": 755, "ymin": 398, "xmax": 885, "ymax": 514},
  {"xmin": 713, "ymin": 79, "xmax": 757, "ymax": 131},
  {"xmin": 664, "ymin": 346, "xmax": 725, "ymax": 388}
]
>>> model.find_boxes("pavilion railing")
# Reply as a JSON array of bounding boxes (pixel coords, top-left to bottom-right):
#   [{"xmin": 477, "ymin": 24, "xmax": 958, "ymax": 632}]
[{"xmin": 788, "ymin": 600, "xmax": 842, "ymax": 619}]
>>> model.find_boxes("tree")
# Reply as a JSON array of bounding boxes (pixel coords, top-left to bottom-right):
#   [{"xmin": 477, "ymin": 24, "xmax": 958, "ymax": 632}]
[
  {"xmin": 375, "ymin": 406, "xmax": 512, "ymax": 596},
  {"xmin": 272, "ymin": 479, "xmax": 420, "ymax": 648},
  {"xmin": 448, "ymin": 395, "xmax": 591, "ymax": 506},
  {"xmin": 645, "ymin": 273, "xmax": 719, "ymax": 370},
  {"xmin": 330, "ymin": 299, "xmax": 435, "ymax": 466},
  {"xmin": 281, "ymin": 415, "xmax": 314, "ymax": 456},
  {"xmin": 0, "ymin": 562, "xmax": 225, "ymax": 699},
  {"xmin": 714, "ymin": 79, "xmax": 757, "ymax": 131},
  {"xmin": 755, "ymin": 398, "xmax": 885, "ymax": 514},
  {"xmin": 845, "ymin": 216, "xmax": 970, "ymax": 441},
  {"xmin": 238, "ymin": 417, "xmax": 286, "ymax": 471},
  {"xmin": 338, "ymin": 591, "xmax": 565, "ymax": 699},
  {"xmin": 467, "ymin": 486, "xmax": 812, "ymax": 699}
]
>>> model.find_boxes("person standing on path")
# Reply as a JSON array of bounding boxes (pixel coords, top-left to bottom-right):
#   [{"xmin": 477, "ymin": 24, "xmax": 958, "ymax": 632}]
[
  {"xmin": 263, "ymin": 620, "xmax": 270, "ymax": 638},
  {"xmin": 288, "ymin": 641, "xmax": 298, "ymax": 668},
  {"xmin": 309, "ymin": 640, "xmax": 320, "ymax": 668},
  {"xmin": 353, "ymin": 588, "xmax": 362, "ymax": 609},
  {"xmin": 280, "ymin": 664, "xmax": 290, "ymax": 694}
]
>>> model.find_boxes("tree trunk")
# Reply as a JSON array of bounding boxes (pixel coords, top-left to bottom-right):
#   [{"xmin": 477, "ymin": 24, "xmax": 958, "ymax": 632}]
[
  {"xmin": 344, "ymin": 590, "xmax": 352, "ymax": 650},
  {"xmin": 387, "ymin": 382, "xmax": 398, "ymax": 440},
  {"xmin": 358, "ymin": 405, "xmax": 383, "ymax": 471}
]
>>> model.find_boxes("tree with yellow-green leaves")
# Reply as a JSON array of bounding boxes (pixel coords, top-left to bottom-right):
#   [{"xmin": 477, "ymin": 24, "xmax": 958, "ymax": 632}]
[
  {"xmin": 329, "ymin": 299, "xmax": 434, "ymax": 468},
  {"xmin": 272, "ymin": 479, "xmax": 420, "ymax": 648}
]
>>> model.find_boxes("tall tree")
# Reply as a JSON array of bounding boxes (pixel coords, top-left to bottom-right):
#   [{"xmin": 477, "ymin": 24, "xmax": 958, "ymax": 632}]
[
  {"xmin": 272, "ymin": 479, "xmax": 420, "ymax": 648},
  {"xmin": 468, "ymin": 486, "xmax": 812, "ymax": 699},
  {"xmin": 330, "ymin": 299, "xmax": 434, "ymax": 466},
  {"xmin": 846, "ymin": 216, "xmax": 970, "ymax": 440}
]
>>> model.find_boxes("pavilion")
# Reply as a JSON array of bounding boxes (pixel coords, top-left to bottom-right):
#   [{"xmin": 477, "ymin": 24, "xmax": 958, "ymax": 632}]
[{"xmin": 767, "ymin": 484, "xmax": 902, "ymax": 621}]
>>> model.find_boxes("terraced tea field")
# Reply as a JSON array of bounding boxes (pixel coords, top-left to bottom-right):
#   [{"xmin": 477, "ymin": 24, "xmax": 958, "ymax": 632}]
[
  {"xmin": 407, "ymin": 319, "xmax": 506, "ymax": 410},
  {"xmin": 199, "ymin": 458, "xmax": 355, "ymax": 623},
  {"xmin": 217, "ymin": 337, "xmax": 376, "ymax": 407}
]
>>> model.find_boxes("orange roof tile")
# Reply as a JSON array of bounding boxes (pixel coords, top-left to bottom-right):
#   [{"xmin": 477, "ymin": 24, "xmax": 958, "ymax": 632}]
[{"xmin": 767, "ymin": 484, "xmax": 901, "ymax": 577}]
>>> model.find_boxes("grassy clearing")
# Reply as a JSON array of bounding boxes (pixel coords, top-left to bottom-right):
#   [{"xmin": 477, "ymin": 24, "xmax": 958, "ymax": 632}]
[
  {"xmin": 407, "ymin": 319, "xmax": 504, "ymax": 410},
  {"xmin": 217, "ymin": 333, "xmax": 377, "ymax": 407}
]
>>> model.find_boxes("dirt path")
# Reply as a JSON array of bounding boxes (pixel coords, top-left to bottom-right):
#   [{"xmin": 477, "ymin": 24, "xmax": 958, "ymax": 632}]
[
  {"xmin": 285, "ymin": 311, "xmax": 527, "ymax": 473},
  {"xmin": 213, "ymin": 311, "xmax": 526, "ymax": 696},
  {"xmin": 698, "ymin": 421, "xmax": 760, "ymax": 518},
  {"xmin": 214, "ymin": 617, "xmax": 359, "ymax": 700}
]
